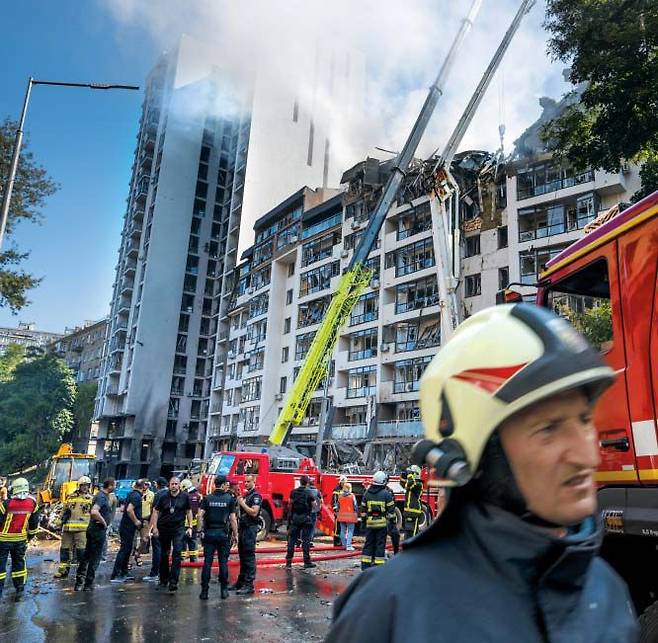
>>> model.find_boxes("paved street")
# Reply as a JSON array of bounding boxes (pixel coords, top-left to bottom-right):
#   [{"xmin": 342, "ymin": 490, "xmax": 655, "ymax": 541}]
[{"xmin": 2, "ymin": 541, "xmax": 358, "ymax": 643}]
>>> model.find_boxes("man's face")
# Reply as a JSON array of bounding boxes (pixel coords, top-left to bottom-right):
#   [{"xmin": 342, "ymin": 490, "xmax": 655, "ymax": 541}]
[
  {"xmin": 169, "ymin": 478, "xmax": 181, "ymax": 495},
  {"xmin": 107, "ymin": 482, "xmax": 116, "ymax": 493},
  {"xmin": 244, "ymin": 476, "xmax": 255, "ymax": 491},
  {"xmin": 499, "ymin": 389, "xmax": 599, "ymax": 526},
  {"xmin": 79, "ymin": 484, "xmax": 90, "ymax": 494},
  {"xmin": 218, "ymin": 482, "xmax": 229, "ymax": 493}
]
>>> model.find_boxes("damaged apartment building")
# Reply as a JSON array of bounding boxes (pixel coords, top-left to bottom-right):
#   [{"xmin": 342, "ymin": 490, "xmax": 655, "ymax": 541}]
[{"xmin": 208, "ymin": 95, "xmax": 641, "ymax": 473}]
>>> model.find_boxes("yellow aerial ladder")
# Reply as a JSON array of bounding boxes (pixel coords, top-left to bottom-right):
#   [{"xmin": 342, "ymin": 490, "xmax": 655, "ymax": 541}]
[{"xmin": 269, "ymin": 0, "xmax": 536, "ymax": 448}]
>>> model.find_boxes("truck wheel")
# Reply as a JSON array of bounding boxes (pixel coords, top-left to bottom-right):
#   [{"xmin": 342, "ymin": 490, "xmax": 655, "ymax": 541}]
[
  {"xmin": 639, "ymin": 600, "xmax": 658, "ymax": 643},
  {"xmin": 418, "ymin": 503, "xmax": 433, "ymax": 530},
  {"xmin": 257, "ymin": 509, "xmax": 272, "ymax": 542},
  {"xmin": 394, "ymin": 507, "xmax": 403, "ymax": 531}
]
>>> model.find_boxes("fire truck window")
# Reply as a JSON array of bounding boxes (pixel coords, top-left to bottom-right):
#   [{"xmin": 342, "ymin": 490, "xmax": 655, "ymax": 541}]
[
  {"xmin": 236, "ymin": 459, "xmax": 259, "ymax": 475},
  {"xmin": 546, "ymin": 258, "xmax": 613, "ymax": 352}
]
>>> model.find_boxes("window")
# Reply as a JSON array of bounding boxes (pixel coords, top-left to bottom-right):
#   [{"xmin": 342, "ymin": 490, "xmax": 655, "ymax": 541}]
[
  {"xmin": 280, "ymin": 377, "xmax": 287, "ymax": 394},
  {"xmin": 282, "ymin": 346, "xmax": 289, "ymax": 363},
  {"xmin": 465, "ymin": 274, "xmax": 481, "ymax": 297},
  {"xmin": 346, "ymin": 365, "xmax": 377, "ymax": 398},
  {"xmin": 246, "ymin": 319, "xmax": 267, "ymax": 344},
  {"xmin": 241, "ymin": 406, "xmax": 260, "ymax": 432},
  {"xmin": 546, "ymin": 258, "xmax": 613, "ymax": 352},
  {"xmin": 251, "ymin": 265, "xmax": 271, "ymax": 290},
  {"xmin": 464, "ymin": 235, "xmax": 480, "ymax": 258},
  {"xmin": 299, "ymin": 261, "xmax": 340, "ymax": 297},
  {"xmin": 395, "ymin": 276, "xmax": 439, "ymax": 314},
  {"xmin": 302, "ymin": 212, "xmax": 342, "ymax": 240},
  {"xmin": 301, "ymin": 231, "xmax": 341, "ymax": 266},
  {"xmin": 519, "ymin": 244, "xmax": 569, "ymax": 285},
  {"xmin": 497, "ymin": 226, "xmax": 508, "ymax": 249},
  {"xmin": 350, "ymin": 292, "xmax": 378, "ymax": 326},
  {"xmin": 253, "ymin": 241, "xmax": 273, "ymax": 266},
  {"xmin": 284, "ymin": 318, "xmax": 291, "ymax": 334},
  {"xmin": 298, "ymin": 296, "xmax": 331, "ymax": 328},
  {"xmin": 295, "ymin": 331, "xmax": 316, "ymax": 360},
  {"xmin": 286, "ymin": 289, "xmax": 293, "ymax": 305},
  {"xmin": 242, "ymin": 376, "xmax": 262, "ymax": 402},
  {"xmin": 288, "ymin": 262, "xmax": 296, "ymax": 277},
  {"xmin": 393, "ymin": 321, "xmax": 440, "ymax": 353},
  {"xmin": 394, "ymin": 356, "xmax": 432, "ymax": 393},
  {"xmin": 246, "ymin": 347, "xmax": 264, "ymax": 373},
  {"xmin": 516, "ymin": 163, "xmax": 594, "ymax": 200},
  {"xmin": 518, "ymin": 194, "xmax": 597, "ymax": 242},
  {"xmin": 385, "ymin": 237, "xmax": 434, "ymax": 277},
  {"xmin": 397, "ymin": 202, "xmax": 431, "ymax": 240},
  {"xmin": 348, "ymin": 328, "xmax": 378, "ymax": 361},
  {"xmin": 248, "ymin": 293, "xmax": 269, "ymax": 319},
  {"xmin": 498, "ymin": 267, "xmax": 510, "ymax": 290},
  {"xmin": 235, "ymin": 458, "xmax": 260, "ymax": 475}
]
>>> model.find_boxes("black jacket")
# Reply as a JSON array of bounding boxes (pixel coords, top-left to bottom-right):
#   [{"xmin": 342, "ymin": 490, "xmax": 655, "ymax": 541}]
[{"xmin": 326, "ymin": 502, "xmax": 637, "ymax": 643}]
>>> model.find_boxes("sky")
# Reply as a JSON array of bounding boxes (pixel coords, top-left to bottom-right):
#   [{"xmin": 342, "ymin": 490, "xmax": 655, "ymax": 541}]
[{"xmin": 0, "ymin": 0, "xmax": 569, "ymax": 332}]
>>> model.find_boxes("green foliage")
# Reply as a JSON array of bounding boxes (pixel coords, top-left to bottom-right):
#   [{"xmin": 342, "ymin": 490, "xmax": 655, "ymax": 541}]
[
  {"xmin": 0, "ymin": 119, "xmax": 57, "ymax": 312},
  {"xmin": 631, "ymin": 152, "xmax": 658, "ymax": 203},
  {"xmin": 542, "ymin": 1, "xmax": 658, "ymax": 177},
  {"xmin": 0, "ymin": 343, "xmax": 25, "ymax": 382},
  {"xmin": 0, "ymin": 353, "xmax": 76, "ymax": 473},
  {"xmin": 71, "ymin": 381, "xmax": 97, "ymax": 447},
  {"xmin": 557, "ymin": 300, "xmax": 613, "ymax": 351}
]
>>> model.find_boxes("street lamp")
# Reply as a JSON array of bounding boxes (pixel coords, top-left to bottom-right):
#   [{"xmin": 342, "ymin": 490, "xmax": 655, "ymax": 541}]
[{"xmin": 0, "ymin": 77, "xmax": 140, "ymax": 251}]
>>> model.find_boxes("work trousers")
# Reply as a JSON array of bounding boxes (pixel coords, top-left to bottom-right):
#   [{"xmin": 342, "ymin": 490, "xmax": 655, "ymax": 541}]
[
  {"xmin": 361, "ymin": 527, "xmax": 387, "ymax": 569},
  {"xmin": 136, "ymin": 519, "xmax": 151, "ymax": 555},
  {"xmin": 75, "ymin": 526, "xmax": 106, "ymax": 588},
  {"xmin": 403, "ymin": 513, "xmax": 421, "ymax": 539},
  {"xmin": 149, "ymin": 534, "xmax": 161, "ymax": 576},
  {"xmin": 388, "ymin": 522, "xmax": 400, "ymax": 555},
  {"xmin": 58, "ymin": 530, "xmax": 87, "ymax": 574},
  {"xmin": 201, "ymin": 530, "xmax": 230, "ymax": 589},
  {"xmin": 332, "ymin": 511, "xmax": 342, "ymax": 546},
  {"xmin": 183, "ymin": 527, "xmax": 198, "ymax": 559},
  {"xmin": 112, "ymin": 522, "xmax": 137, "ymax": 578},
  {"xmin": 159, "ymin": 527, "xmax": 185, "ymax": 587},
  {"xmin": 236, "ymin": 524, "xmax": 258, "ymax": 587},
  {"xmin": 0, "ymin": 540, "xmax": 27, "ymax": 591},
  {"xmin": 287, "ymin": 520, "xmax": 313, "ymax": 564}
]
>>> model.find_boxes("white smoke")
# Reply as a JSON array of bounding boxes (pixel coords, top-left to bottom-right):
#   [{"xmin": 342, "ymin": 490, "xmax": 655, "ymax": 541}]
[{"xmin": 103, "ymin": 0, "xmax": 567, "ymax": 172}]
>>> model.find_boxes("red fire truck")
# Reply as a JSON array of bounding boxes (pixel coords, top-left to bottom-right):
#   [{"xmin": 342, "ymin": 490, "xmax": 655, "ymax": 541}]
[
  {"xmin": 535, "ymin": 189, "xmax": 658, "ymax": 624},
  {"xmin": 199, "ymin": 446, "xmax": 443, "ymax": 540}
]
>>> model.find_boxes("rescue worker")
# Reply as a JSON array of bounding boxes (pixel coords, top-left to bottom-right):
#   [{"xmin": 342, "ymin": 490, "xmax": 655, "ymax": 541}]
[
  {"xmin": 54, "ymin": 475, "xmax": 93, "ymax": 579},
  {"xmin": 401, "ymin": 464, "xmax": 424, "ymax": 539},
  {"xmin": 385, "ymin": 474, "xmax": 401, "ymax": 555},
  {"xmin": 75, "ymin": 478, "xmax": 116, "ymax": 591},
  {"xmin": 143, "ymin": 477, "xmax": 168, "ymax": 582},
  {"xmin": 197, "ymin": 475, "xmax": 238, "ymax": 601},
  {"xmin": 326, "ymin": 304, "xmax": 638, "ymax": 642},
  {"xmin": 331, "ymin": 476, "xmax": 347, "ymax": 546},
  {"xmin": 360, "ymin": 471, "xmax": 395, "ymax": 569},
  {"xmin": 134, "ymin": 480, "xmax": 154, "ymax": 567},
  {"xmin": 0, "ymin": 477, "xmax": 40, "ymax": 600},
  {"xmin": 229, "ymin": 474, "xmax": 262, "ymax": 595},
  {"xmin": 285, "ymin": 475, "xmax": 316, "ymax": 569},
  {"xmin": 180, "ymin": 478, "xmax": 202, "ymax": 562}
]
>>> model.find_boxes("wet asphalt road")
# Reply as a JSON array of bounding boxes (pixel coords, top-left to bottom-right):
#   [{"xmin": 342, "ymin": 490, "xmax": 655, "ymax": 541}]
[{"xmin": 1, "ymin": 542, "xmax": 359, "ymax": 643}]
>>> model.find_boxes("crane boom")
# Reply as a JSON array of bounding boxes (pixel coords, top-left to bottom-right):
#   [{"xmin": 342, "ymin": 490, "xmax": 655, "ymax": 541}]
[{"xmin": 269, "ymin": 0, "xmax": 534, "ymax": 447}]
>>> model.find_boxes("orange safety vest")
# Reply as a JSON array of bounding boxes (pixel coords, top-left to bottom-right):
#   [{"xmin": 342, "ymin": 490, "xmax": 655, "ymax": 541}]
[{"xmin": 336, "ymin": 494, "xmax": 358, "ymax": 524}]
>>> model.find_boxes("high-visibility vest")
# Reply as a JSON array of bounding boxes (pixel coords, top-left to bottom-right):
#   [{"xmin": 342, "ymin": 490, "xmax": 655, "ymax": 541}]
[
  {"xmin": 0, "ymin": 496, "xmax": 39, "ymax": 542},
  {"xmin": 62, "ymin": 492, "xmax": 93, "ymax": 532},
  {"xmin": 336, "ymin": 494, "xmax": 358, "ymax": 524}
]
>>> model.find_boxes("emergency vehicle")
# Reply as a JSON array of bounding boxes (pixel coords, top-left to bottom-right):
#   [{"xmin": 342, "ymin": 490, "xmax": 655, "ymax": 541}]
[{"xmin": 533, "ymin": 189, "xmax": 658, "ymax": 625}]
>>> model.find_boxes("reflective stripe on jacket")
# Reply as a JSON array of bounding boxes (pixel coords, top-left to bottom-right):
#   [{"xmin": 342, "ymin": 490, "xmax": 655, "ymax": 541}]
[
  {"xmin": 0, "ymin": 496, "xmax": 39, "ymax": 542},
  {"xmin": 62, "ymin": 492, "xmax": 93, "ymax": 532},
  {"xmin": 361, "ymin": 485, "xmax": 395, "ymax": 529},
  {"xmin": 403, "ymin": 476, "xmax": 423, "ymax": 515}
]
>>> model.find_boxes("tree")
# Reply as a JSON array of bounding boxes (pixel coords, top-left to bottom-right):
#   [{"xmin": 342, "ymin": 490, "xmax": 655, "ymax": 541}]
[
  {"xmin": 0, "ymin": 353, "xmax": 76, "ymax": 473},
  {"xmin": 70, "ymin": 381, "xmax": 98, "ymax": 451},
  {"xmin": 542, "ymin": 1, "xmax": 658, "ymax": 179},
  {"xmin": 0, "ymin": 119, "xmax": 57, "ymax": 312},
  {"xmin": 556, "ymin": 300, "xmax": 613, "ymax": 351},
  {"xmin": 0, "ymin": 343, "xmax": 25, "ymax": 382}
]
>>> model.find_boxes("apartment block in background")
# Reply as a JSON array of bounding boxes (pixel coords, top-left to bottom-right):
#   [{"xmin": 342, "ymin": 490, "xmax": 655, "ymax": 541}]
[
  {"xmin": 0, "ymin": 322, "xmax": 62, "ymax": 356},
  {"xmin": 48, "ymin": 318, "xmax": 108, "ymax": 384}
]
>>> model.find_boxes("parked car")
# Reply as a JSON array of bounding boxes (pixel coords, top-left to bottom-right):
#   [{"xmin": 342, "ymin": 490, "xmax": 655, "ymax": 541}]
[{"xmin": 114, "ymin": 479, "xmax": 136, "ymax": 505}]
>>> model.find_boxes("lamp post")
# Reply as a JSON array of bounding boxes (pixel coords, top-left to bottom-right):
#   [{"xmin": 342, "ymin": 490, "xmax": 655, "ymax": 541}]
[{"xmin": 0, "ymin": 77, "xmax": 140, "ymax": 251}]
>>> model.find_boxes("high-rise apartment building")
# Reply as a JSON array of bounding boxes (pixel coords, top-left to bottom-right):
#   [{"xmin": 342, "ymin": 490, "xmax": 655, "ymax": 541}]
[
  {"xmin": 0, "ymin": 322, "xmax": 63, "ymax": 356},
  {"xmin": 95, "ymin": 35, "xmax": 365, "ymax": 479}
]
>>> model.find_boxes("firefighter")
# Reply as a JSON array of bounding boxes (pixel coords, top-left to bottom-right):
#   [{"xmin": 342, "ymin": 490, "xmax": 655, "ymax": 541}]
[
  {"xmin": 331, "ymin": 475, "xmax": 347, "ymax": 547},
  {"xmin": 385, "ymin": 475, "xmax": 401, "ymax": 555},
  {"xmin": 181, "ymin": 479, "xmax": 202, "ymax": 562},
  {"xmin": 54, "ymin": 475, "xmax": 93, "ymax": 579},
  {"xmin": 360, "ymin": 471, "xmax": 395, "ymax": 569},
  {"xmin": 0, "ymin": 477, "xmax": 40, "ymax": 600},
  {"xmin": 230, "ymin": 474, "xmax": 262, "ymax": 595},
  {"xmin": 327, "ymin": 304, "xmax": 637, "ymax": 642},
  {"xmin": 402, "ymin": 465, "xmax": 424, "ymax": 539}
]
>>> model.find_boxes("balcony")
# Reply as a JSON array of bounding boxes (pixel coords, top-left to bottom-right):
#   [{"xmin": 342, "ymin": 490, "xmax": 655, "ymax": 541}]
[
  {"xmin": 331, "ymin": 424, "xmax": 368, "ymax": 440},
  {"xmin": 377, "ymin": 420, "xmax": 422, "ymax": 438},
  {"xmin": 125, "ymin": 238, "xmax": 140, "ymax": 258},
  {"xmin": 346, "ymin": 385, "xmax": 376, "ymax": 399}
]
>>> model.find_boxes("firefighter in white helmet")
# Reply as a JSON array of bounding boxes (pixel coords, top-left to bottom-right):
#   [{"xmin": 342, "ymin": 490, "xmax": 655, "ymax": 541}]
[
  {"xmin": 54, "ymin": 476, "xmax": 93, "ymax": 579},
  {"xmin": 359, "ymin": 471, "xmax": 395, "ymax": 569},
  {"xmin": 401, "ymin": 464, "xmax": 424, "ymax": 539},
  {"xmin": 327, "ymin": 304, "xmax": 637, "ymax": 642}
]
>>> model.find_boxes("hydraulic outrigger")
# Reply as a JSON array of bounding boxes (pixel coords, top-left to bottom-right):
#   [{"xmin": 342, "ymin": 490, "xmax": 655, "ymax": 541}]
[{"xmin": 269, "ymin": 0, "xmax": 536, "ymax": 447}]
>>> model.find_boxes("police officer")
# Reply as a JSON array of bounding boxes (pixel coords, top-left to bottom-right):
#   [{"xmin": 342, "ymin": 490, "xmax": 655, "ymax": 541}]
[
  {"xmin": 0, "ymin": 477, "xmax": 40, "ymax": 600},
  {"xmin": 327, "ymin": 304, "xmax": 638, "ymax": 642},
  {"xmin": 54, "ymin": 475, "xmax": 93, "ymax": 579},
  {"xmin": 402, "ymin": 465, "xmax": 424, "ymax": 539},
  {"xmin": 285, "ymin": 475, "xmax": 316, "ymax": 569},
  {"xmin": 230, "ymin": 474, "xmax": 262, "ymax": 595},
  {"xmin": 197, "ymin": 475, "xmax": 238, "ymax": 600},
  {"xmin": 360, "ymin": 471, "xmax": 395, "ymax": 569}
]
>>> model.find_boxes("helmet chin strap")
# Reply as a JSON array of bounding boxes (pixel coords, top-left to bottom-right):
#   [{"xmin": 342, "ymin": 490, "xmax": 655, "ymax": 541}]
[{"xmin": 474, "ymin": 432, "xmax": 564, "ymax": 530}]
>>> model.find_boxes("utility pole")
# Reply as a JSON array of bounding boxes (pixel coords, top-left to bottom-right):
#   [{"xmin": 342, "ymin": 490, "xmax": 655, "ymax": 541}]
[{"xmin": 0, "ymin": 78, "xmax": 140, "ymax": 251}]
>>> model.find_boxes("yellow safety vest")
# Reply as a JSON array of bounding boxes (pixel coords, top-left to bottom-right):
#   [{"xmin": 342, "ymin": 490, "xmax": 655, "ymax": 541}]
[{"xmin": 62, "ymin": 492, "xmax": 93, "ymax": 532}]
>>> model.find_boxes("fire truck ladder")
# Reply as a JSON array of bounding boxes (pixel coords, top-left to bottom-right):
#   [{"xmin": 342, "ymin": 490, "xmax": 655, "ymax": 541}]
[{"xmin": 269, "ymin": 0, "xmax": 535, "ymax": 448}]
